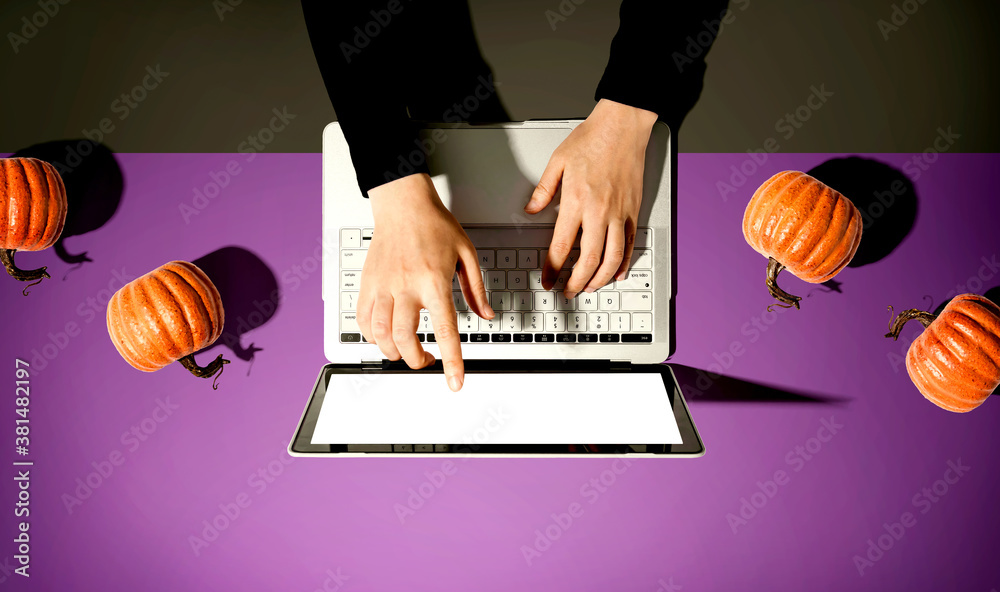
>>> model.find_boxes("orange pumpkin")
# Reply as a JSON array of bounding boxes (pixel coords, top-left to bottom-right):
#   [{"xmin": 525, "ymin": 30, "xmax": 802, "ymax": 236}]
[
  {"xmin": 107, "ymin": 261, "xmax": 229, "ymax": 388},
  {"xmin": 743, "ymin": 171, "xmax": 862, "ymax": 309},
  {"xmin": 0, "ymin": 157, "xmax": 68, "ymax": 293},
  {"xmin": 885, "ymin": 294, "xmax": 1000, "ymax": 413}
]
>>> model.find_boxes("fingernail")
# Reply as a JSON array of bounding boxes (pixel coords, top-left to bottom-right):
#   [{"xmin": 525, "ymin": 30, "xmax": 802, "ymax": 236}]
[
  {"xmin": 448, "ymin": 375, "xmax": 463, "ymax": 391},
  {"xmin": 617, "ymin": 271, "xmax": 628, "ymax": 281},
  {"xmin": 584, "ymin": 287, "xmax": 596, "ymax": 293},
  {"xmin": 565, "ymin": 291, "xmax": 577, "ymax": 300}
]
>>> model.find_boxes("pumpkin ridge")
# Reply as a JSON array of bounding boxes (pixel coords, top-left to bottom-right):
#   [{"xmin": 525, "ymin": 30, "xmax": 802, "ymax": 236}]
[
  {"xmin": 169, "ymin": 261, "xmax": 223, "ymax": 344},
  {"xmin": 744, "ymin": 171, "xmax": 791, "ymax": 250},
  {"xmin": 932, "ymin": 320, "xmax": 996, "ymax": 389},
  {"xmin": 0, "ymin": 161, "xmax": 9, "ymax": 247},
  {"xmin": 756, "ymin": 172, "xmax": 800, "ymax": 253},
  {"xmin": 796, "ymin": 192, "xmax": 847, "ymax": 278},
  {"xmin": 808, "ymin": 198, "xmax": 858, "ymax": 280},
  {"xmin": 113, "ymin": 283, "xmax": 159, "ymax": 371},
  {"xmin": 954, "ymin": 297, "xmax": 1000, "ymax": 347},
  {"xmin": 922, "ymin": 327, "xmax": 988, "ymax": 406},
  {"xmin": 946, "ymin": 308, "xmax": 1000, "ymax": 376},
  {"xmin": 25, "ymin": 160, "xmax": 49, "ymax": 252},
  {"xmin": 790, "ymin": 184, "xmax": 837, "ymax": 271},
  {"xmin": 773, "ymin": 175, "xmax": 824, "ymax": 258},
  {"xmin": 764, "ymin": 173, "xmax": 808, "ymax": 254},
  {"xmin": 906, "ymin": 354, "xmax": 963, "ymax": 411},
  {"xmin": 915, "ymin": 336, "xmax": 981, "ymax": 408},
  {"xmin": 9, "ymin": 159, "xmax": 28, "ymax": 248},
  {"xmin": 155, "ymin": 268, "xmax": 203, "ymax": 351},
  {"xmin": 133, "ymin": 278, "xmax": 177, "ymax": 369},
  {"xmin": 39, "ymin": 163, "xmax": 64, "ymax": 249},
  {"xmin": 146, "ymin": 273, "xmax": 195, "ymax": 358}
]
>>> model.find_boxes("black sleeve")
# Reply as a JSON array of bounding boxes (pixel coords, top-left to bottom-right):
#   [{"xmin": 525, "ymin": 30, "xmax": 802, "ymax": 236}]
[
  {"xmin": 595, "ymin": 0, "xmax": 732, "ymax": 128},
  {"xmin": 301, "ymin": 0, "xmax": 427, "ymax": 194}
]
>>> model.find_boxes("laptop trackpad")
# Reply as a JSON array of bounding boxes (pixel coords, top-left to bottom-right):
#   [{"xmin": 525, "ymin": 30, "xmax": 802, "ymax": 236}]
[{"xmin": 311, "ymin": 372, "xmax": 682, "ymax": 445}]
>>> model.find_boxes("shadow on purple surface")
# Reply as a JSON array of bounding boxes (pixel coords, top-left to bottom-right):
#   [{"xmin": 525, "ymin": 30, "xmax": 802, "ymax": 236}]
[
  {"xmin": 12, "ymin": 139, "xmax": 124, "ymax": 277},
  {"xmin": 671, "ymin": 364, "xmax": 848, "ymax": 404},
  {"xmin": 193, "ymin": 246, "xmax": 279, "ymax": 370},
  {"xmin": 807, "ymin": 156, "xmax": 917, "ymax": 269}
]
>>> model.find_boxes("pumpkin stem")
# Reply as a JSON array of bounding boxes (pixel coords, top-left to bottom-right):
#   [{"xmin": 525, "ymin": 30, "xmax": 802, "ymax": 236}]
[
  {"xmin": 1, "ymin": 249, "xmax": 50, "ymax": 295},
  {"xmin": 766, "ymin": 257, "xmax": 801, "ymax": 310},
  {"xmin": 178, "ymin": 353, "xmax": 230, "ymax": 390},
  {"xmin": 884, "ymin": 306, "xmax": 937, "ymax": 341}
]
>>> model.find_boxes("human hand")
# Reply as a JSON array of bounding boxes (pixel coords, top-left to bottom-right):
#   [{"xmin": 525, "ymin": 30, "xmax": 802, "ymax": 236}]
[
  {"xmin": 525, "ymin": 99, "xmax": 657, "ymax": 298},
  {"xmin": 360, "ymin": 173, "xmax": 494, "ymax": 391}
]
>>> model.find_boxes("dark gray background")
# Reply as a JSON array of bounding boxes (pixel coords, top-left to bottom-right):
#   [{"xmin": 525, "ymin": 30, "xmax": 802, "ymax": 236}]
[{"xmin": 1, "ymin": 0, "xmax": 996, "ymax": 153}]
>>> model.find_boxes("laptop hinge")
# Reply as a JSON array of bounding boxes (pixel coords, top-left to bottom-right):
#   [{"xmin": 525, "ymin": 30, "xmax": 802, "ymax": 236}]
[
  {"xmin": 609, "ymin": 360, "xmax": 632, "ymax": 372},
  {"xmin": 361, "ymin": 359, "xmax": 387, "ymax": 370}
]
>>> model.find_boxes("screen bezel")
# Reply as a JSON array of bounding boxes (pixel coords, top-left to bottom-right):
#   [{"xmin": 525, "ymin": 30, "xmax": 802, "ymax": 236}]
[{"xmin": 289, "ymin": 361, "xmax": 704, "ymax": 457}]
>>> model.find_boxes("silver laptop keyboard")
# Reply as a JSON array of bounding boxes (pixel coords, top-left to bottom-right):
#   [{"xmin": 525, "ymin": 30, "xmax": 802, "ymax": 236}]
[{"xmin": 339, "ymin": 227, "xmax": 654, "ymax": 344}]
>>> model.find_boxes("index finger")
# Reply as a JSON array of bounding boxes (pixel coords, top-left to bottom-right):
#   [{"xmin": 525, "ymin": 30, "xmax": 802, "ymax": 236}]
[{"xmin": 428, "ymin": 294, "xmax": 465, "ymax": 392}]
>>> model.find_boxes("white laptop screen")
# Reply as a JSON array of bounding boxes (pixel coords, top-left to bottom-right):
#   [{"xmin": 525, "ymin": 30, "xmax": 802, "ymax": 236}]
[{"xmin": 310, "ymin": 372, "xmax": 682, "ymax": 445}]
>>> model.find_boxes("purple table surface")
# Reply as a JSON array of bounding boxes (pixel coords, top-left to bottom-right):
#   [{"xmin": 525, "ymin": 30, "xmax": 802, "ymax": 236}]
[{"xmin": 2, "ymin": 152, "xmax": 998, "ymax": 591}]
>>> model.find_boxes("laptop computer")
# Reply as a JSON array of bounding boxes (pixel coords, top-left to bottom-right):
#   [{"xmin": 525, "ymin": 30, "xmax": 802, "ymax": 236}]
[{"xmin": 289, "ymin": 120, "xmax": 704, "ymax": 457}]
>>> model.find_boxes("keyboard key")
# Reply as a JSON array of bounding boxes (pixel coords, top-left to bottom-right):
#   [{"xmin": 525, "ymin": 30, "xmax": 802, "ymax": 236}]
[
  {"xmin": 524, "ymin": 313, "xmax": 543, "ymax": 332},
  {"xmin": 426, "ymin": 334, "xmax": 436, "ymax": 342},
  {"xmin": 459, "ymin": 334, "xmax": 469, "ymax": 342},
  {"xmin": 588, "ymin": 313, "xmax": 608, "ymax": 332},
  {"xmin": 528, "ymin": 270, "xmax": 543, "ymax": 290},
  {"xmin": 362, "ymin": 228, "xmax": 374, "ymax": 241},
  {"xmin": 491, "ymin": 334, "xmax": 512, "ymax": 342},
  {"xmin": 553, "ymin": 270, "xmax": 571, "ymax": 291},
  {"xmin": 622, "ymin": 292, "xmax": 653, "ymax": 311},
  {"xmin": 452, "ymin": 274, "xmax": 460, "ymax": 290},
  {"xmin": 341, "ymin": 332, "xmax": 361, "ymax": 343},
  {"xmin": 502, "ymin": 313, "xmax": 521, "ymax": 332},
  {"xmin": 534, "ymin": 293, "xmax": 554, "ymax": 311},
  {"xmin": 634, "ymin": 228, "xmax": 652, "ymax": 248},
  {"xmin": 568, "ymin": 313, "xmax": 587, "ymax": 332},
  {"xmin": 486, "ymin": 270, "xmax": 506, "ymax": 290},
  {"xmin": 341, "ymin": 292, "xmax": 358, "ymax": 311},
  {"xmin": 459, "ymin": 312, "xmax": 479, "ymax": 331},
  {"xmin": 578, "ymin": 293, "xmax": 598, "ymax": 310},
  {"xmin": 534, "ymin": 334, "xmax": 555, "ymax": 343},
  {"xmin": 497, "ymin": 250, "xmax": 516, "ymax": 269},
  {"xmin": 633, "ymin": 313, "xmax": 652, "ymax": 332},
  {"xmin": 419, "ymin": 312, "xmax": 433, "ymax": 332},
  {"xmin": 556, "ymin": 295, "xmax": 576, "ymax": 311},
  {"xmin": 631, "ymin": 249, "xmax": 652, "ymax": 269},
  {"xmin": 341, "ymin": 271, "xmax": 360, "ymax": 290},
  {"xmin": 617, "ymin": 270, "xmax": 652, "ymax": 290},
  {"xmin": 577, "ymin": 334, "xmax": 598, "ymax": 343},
  {"xmin": 416, "ymin": 333, "xmax": 425, "ymax": 342},
  {"xmin": 415, "ymin": 444, "xmax": 433, "ymax": 452},
  {"xmin": 564, "ymin": 250, "xmax": 581, "ymax": 268},
  {"xmin": 544, "ymin": 312, "xmax": 566, "ymax": 332},
  {"xmin": 341, "ymin": 228, "xmax": 361, "ymax": 248},
  {"xmin": 518, "ymin": 250, "xmax": 538, "ymax": 269},
  {"xmin": 481, "ymin": 318, "xmax": 501, "ymax": 332},
  {"xmin": 470, "ymin": 333, "xmax": 489, "ymax": 342},
  {"xmin": 453, "ymin": 292, "xmax": 468, "ymax": 312},
  {"xmin": 508, "ymin": 270, "xmax": 527, "ymax": 289},
  {"xmin": 600, "ymin": 334, "xmax": 621, "ymax": 343},
  {"xmin": 513, "ymin": 292, "xmax": 533, "ymax": 311},
  {"xmin": 514, "ymin": 333, "xmax": 533, "ymax": 342},
  {"xmin": 393, "ymin": 444, "xmax": 413, "ymax": 452},
  {"xmin": 556, "ymin": 334, "xmax": 576, "ymax": 343},
  {"xmin": 434, "ymin": 444, "xmax": 450, "ymax": 452},
  {"xmin": 622, "ymin": 334, "xmax": 653, "ymax": 343},
  {"xmin": 477, "ymin": 250, "xmax": 495, "ymax": 268},
  {"xmin": 490, "ymin": 291, "xmax": 511, "ymax": 311},
  {"xmin": 342, "ymin": 313, "xmax": 360, "ymax": 332},
  {"xmin": 610, "ymin": 313, "xmax": 630, "ymax": 332},
  {"xmin": 599, "ymin": 291, "xmax": 620, "ymax": 311},
  {"xmin": 340, "ymin": 249, "xmax": 367, "ymax": 270}
]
